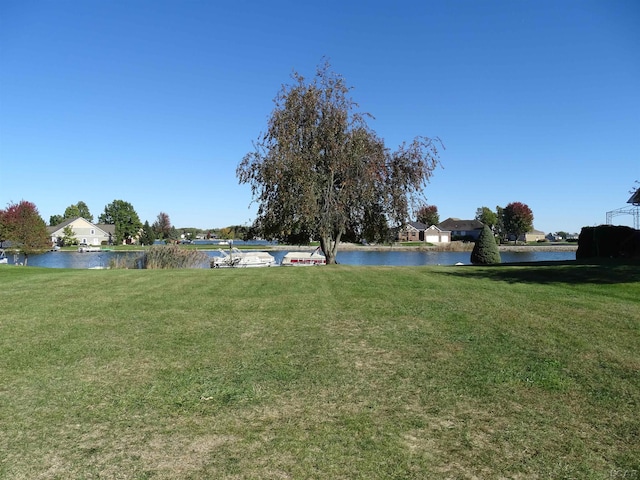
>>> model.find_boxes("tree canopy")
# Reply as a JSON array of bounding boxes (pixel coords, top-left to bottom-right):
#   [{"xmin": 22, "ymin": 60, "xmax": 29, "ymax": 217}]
[
  {"xmin": 139, "ymin": 221, "xmax": 155, "ymax": 246},
  {"xmin": 416, "ymin": 205, "xmax": 439, "ymax": 226},
  {"xmin": 237, "ymin": 62, "xmax": 442, "ymax": 264},
  {"xmin": 98, "ymin": 200, "xmax": 142, "ymax": 244},
  {"xmin": 64, "ymin": 201, "xmax": 93, "ymax": 222},
  {"xmin": 502, "ymin": 202, "xmax": 534, "ymax": 243},
  {"xmin": 0, "ymin": 200, "xmax": 50, "ymax": 263},
  {"xmin": 49, "ymin": 214, "xmax": 64, "ymax": 227},
  {"xmin": 152, "ymin": 212, "xmax": 172, "ymax": 240},
  {"xmin": 475, "ymin": 206, "xmax": 498, "ymax": 230},
  {"xmin": 49, "ymin": 201, "xmax": 94, "ymax": 226}
]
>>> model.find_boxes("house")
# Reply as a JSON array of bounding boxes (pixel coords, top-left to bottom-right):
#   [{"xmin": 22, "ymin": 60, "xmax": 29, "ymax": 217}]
[
  {"xmin": 48, "ymin": 217, "xmax": 115, "ymax": 246},
  {"xmin": 397, "ymin": 222, "xmax": 451, "ymax": 243},
  {"xmin": 518, "ymin": 229, "xmax": 546, "ymax": 242},
  {"xmin": 436, "ymin": 218, "xmax": 484, "ymax": 241},
  {"xmin": 397, "ymin": 221, "xmax": 428, "ymax": 242},
  {"xmin": 424, "ymin": 225, "xmax": 451, "ymax": 243}
]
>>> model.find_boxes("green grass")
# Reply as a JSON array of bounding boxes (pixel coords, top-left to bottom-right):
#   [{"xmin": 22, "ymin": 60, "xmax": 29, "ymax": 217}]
[{"xmin": 0, "ymin": 262, "xmax": 638, "ymax": 479}]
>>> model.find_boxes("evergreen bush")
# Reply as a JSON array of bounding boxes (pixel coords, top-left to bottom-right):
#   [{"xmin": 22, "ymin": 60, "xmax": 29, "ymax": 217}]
[{"xmin": 470, "ymin": 225, "xmax": 501, "ymax": 264}]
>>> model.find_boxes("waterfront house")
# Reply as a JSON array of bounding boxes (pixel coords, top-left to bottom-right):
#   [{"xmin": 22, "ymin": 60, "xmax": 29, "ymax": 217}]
[
  {"xmin": 436, "ymin": 218, "xmax": 484, "ymax": 241},
  {"xmin": 397, "ymin": 221, "xmax": 428, "ymax": 242},
  {"xmin": 397, "ymin": 222, "xmax": 451, "ymax": 243},
  {"xmin": 48, "ymin": 217, "xmax": 114, "ymax": 246}
]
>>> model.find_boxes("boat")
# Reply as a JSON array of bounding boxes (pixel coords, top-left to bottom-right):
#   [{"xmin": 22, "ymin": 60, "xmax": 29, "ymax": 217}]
[
  {"xmin": 210, "ymin": 248, "xmax": 277, "ymax": 268},
  {"xmin": 281, "ymin": 248, "xmax": 326, "ymax": 266},
  {"xmin": 0, "ymin": 249, "xmax": 7, "ymax": 264},
  {"xmin": 78, "ymin": 245, "xmax": 102, "ymax": 253}
]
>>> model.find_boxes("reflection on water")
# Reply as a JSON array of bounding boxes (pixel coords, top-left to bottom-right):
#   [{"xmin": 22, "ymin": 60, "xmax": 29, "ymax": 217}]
[{"xmin": 13, "ymin": 249, "xmax": 576, "ymax": 269}]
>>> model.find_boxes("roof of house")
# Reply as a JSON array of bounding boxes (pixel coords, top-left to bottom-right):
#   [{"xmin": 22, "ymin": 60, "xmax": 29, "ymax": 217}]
[
  {"xmin": 46, "ymin": 217, "xmax": 78, "ymax": 234},
  {"xmin": 405, "ymin": 221, "xmax": 428, "ymax": 231},
  {"xmin": 437, "ymin": 217, "xmax": 484, "ymax": 231},
  {"xmin": 47, "ymin": 217, "xmax": 115, "ymax": 236}
]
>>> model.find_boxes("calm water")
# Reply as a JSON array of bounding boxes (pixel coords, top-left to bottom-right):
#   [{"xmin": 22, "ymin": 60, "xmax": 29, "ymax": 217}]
[{"xmin": 11, "ymin": 248, "xmax": 576, "ymax": 269}]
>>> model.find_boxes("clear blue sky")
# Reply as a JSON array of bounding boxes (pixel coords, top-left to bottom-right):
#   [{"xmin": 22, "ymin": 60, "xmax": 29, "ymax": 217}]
[{"xmin": 1, "ymin": 0, "xmax": 638, "ymax": 234}]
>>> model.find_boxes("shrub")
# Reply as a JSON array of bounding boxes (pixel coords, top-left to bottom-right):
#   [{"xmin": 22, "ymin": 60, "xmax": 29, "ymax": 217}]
[
  {"xmin": 576, "ymin": 225, "xmax": 640, "ymax": 259},
  {"xmin": 470, "ymin": 225, "xmax": 501, "ymax": 265}
]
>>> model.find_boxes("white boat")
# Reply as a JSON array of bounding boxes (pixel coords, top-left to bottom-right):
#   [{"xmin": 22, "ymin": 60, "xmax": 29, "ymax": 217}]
[
  {"xmin": 281, "ymin": 248, "xmax": 326, "ymax": 266},
  {"xmin": 0, "ymin": 249, "xmax": 7, "ymax": 264},
  {"xmin": 78, "ymin": 245, "xmax": 101, "ymax": 253},
  {"xmin": 211, "ymin": 248, "xmax": 277, "ymax": 268}
]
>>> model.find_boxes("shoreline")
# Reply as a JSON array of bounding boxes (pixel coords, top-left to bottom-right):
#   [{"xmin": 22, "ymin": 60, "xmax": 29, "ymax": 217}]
[
  {"xmin": 51, "ymin": 243, "xmax": 579, "ymax": 254},
  {"xmin": 259, "ymin": 242, "xmax": 578, "ymax": 253}
]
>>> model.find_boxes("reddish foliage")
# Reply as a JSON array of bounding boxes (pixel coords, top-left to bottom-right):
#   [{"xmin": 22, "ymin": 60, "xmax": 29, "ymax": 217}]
[{"xmin": 0, "ymin": 200, "xmax": 50, "ymax": 254}]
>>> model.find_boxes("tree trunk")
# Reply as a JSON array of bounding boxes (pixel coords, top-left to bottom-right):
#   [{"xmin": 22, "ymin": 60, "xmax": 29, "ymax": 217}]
[{"xmin": 320, "ymin": 231, "xmax": 342, "ymax": 265}]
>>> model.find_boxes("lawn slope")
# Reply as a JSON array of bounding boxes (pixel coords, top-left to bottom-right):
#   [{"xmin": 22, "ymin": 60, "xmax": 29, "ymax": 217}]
[{"xmin": 0, "ymin": 263, "xmax": 638, "ymax": 479}]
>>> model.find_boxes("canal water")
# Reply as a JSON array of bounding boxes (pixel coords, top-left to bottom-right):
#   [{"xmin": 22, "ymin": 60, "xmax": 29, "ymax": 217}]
[{"xmin": 7, "ymin": 248, "xmax": 576, "ymax": 269}]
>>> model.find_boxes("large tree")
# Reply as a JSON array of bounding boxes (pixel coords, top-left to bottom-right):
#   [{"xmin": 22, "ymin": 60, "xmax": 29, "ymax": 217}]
[
  {"xmin": 64, "ymin": 201, "xmax": 93, "ymax": 222},
  {"xmin": 49, "ymin": 214, "xmax": 64, "ymax": 226},
  {"xmin": 0, "ymin": 200, "xmax": 50, "ymax": 264},
  {"xmin": 152, "ymin": 212, "xmax": 172, "ymax": 240},
  {"xmin": 502, "ymin": 201, "xmax": 534, "ymax": 244},
  {"xmin": 416, "ymin": 205, "xmax": 439, "ymax": 226},
  {"xmin": 475, "ymin": 206, "xmax": 498, "ymax": 231},
  {"xmin": 237, "ymin": 62, "xmax": 442, "ymax": 264},
  {"xmin": 139, "ymin": 221, "xmax": 155, "ymax": 246},
  {"xmin": 99, "ymin": 200, "xmax": 142, "ymax": 244}
]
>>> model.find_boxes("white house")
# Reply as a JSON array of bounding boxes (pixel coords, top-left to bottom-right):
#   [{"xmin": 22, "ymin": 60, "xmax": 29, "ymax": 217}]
[{"xmin": 48, "ymin": 217, "xmax": 115, "ymax": 246}]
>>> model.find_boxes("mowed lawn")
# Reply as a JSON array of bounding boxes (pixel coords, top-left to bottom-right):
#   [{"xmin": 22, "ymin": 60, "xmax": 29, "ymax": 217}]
[{"xmin": 0, "ymin": 262, "xmax": 638, "ymax": 479}]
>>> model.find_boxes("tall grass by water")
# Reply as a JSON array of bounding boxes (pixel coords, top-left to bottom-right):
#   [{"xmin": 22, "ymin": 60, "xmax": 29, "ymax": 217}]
[
  {"xmin": 109, "ymin": 244, "xmax": 209, "ymax": 269},
  {"xmin": 0, "ymin": 262, "xmax": 638, "ymax": 478}
]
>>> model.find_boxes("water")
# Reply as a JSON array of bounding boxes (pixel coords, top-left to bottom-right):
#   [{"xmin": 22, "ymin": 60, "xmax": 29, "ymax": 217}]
[{"xmin": 10, "ymin": 248, "xmax": 576, "ymax": 269}]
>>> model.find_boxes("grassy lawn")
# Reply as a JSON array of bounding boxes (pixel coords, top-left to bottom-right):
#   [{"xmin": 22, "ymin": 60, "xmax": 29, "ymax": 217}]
[{"xmin": 0, "ymin": 262, "xmax": 638, "ymax": 479}]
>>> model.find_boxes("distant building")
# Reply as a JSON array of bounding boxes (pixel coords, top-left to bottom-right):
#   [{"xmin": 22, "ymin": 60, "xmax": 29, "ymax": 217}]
[
  {"xmin": 397, "ymin": 221, "xmax": 428, "ymax": 242},
  {"xmin": 48, "ymin": 217, "xmax": 115, "ymax": 246},
  {"xmin": 397, "ymin": 222, "xmax": 451, "ymax": 243},
  {"xmin": 436, "ymin": 218, "xmax": 484, "ymax": 241},
  {"xmin": 518, "ymin": 229, "xmax": 546, "ymax": 242}
]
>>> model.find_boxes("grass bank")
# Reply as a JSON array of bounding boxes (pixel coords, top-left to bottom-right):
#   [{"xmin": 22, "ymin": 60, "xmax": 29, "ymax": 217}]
[{"xmin": 0, "ymin": 263, "xmax": 638, "ymax": 479}]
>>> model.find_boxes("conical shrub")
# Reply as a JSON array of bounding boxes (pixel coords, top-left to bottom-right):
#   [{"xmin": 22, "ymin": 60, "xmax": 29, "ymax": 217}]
[{"xmin": 470, "ymin": 225, "xmax": 501, "ymax": 264}]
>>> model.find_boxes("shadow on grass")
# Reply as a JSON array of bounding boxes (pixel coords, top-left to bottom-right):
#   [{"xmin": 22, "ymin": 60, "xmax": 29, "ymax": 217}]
[{"xmin": 441, "ymin": 259, "xmax": 640, "ymax": 285}]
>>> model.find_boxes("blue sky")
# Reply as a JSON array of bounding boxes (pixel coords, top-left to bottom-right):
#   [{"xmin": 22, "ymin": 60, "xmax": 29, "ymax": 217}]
[{"xmin": 1, "ymin": 0, "xmax": 638, "ymax": 233}]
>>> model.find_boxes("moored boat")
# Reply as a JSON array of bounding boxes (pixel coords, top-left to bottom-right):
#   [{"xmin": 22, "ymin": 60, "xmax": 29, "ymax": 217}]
[
  {"xmin": 281, "ymin": 248, "xmax": 326, "ymax": 266},
  {"xmin": 210, "ymin": 248, "xmax": 277, "ymax": 268},
  {"xmin": 78, "ymin": 245, "xmax": 102, "ymax": 253}
]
